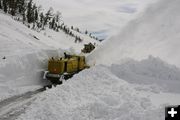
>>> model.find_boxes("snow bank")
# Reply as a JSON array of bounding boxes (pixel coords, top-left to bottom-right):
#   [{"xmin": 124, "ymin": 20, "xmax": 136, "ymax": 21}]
[
  {"xmin": 17, "ymin": 65, "xmax": 164, "ymax": 120},
  {"xmin": 0, "ymin": 13, "xmax": 58, "ymax": 99},
  {"xmin": 88, "ymin": 0, "xmax": 180, "ymax": 67},
  {"xmin": 110, "ymin": 56, "xmax": 180, "ymax": 93},
  {"xmin": 0, "ymin": 50, "xmax": 59, "ymax": 100}
]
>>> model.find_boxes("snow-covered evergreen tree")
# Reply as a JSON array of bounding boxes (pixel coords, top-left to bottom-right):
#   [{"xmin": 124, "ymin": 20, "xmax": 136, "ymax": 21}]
[{"xmin": 0, "ymin": 0, "xmax": 2, "ymax": 9}]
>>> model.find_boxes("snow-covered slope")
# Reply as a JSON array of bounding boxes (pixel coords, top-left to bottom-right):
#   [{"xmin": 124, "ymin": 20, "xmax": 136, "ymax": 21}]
[
  {"xmin": 88, "ymin": 0, "xmax": 180, "ymax": 67},
  {"xmin": 16, "ymin": 65, "xmax": 164, "ymax": 120},
  {"xmin": 110, "ymin": 56, "xmax": 180, "ymax": 93},
  {"xmin": 16, "ymin": 63, "xmax": 180, "ymax": 120},
  {"xmin": 0, "ymin": 12, "xmax": 98, "ymax": 100}
]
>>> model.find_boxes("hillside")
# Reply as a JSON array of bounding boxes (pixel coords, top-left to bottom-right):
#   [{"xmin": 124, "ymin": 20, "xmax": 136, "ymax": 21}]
[{"xmin": 0, "ymin": 12, "xmax": 98, "ymax": 100}]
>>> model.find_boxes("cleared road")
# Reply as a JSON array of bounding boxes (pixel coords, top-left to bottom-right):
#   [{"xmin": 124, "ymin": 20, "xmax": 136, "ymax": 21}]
[{"xmin": 0, "ymin": 88, "xmax": 46, "ymax": 120}]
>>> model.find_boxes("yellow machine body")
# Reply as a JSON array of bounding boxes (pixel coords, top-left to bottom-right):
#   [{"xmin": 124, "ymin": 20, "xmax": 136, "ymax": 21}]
[
  {"xmin": 48, "ymin": 55, "xmax": 87, "ymax": 75},
  {"xmin": 48, "ymin": 59, "xmax": 64, "ymax": 74}
]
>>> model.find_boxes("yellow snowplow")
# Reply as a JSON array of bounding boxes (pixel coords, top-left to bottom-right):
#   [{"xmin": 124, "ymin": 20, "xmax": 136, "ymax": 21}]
[
  {"xmin": 43, "ymin": 54, "xmax": 89, "ymax": 84},
  {"xmin": 81, "ymin": 42, "xmax": 95, "ymax": 53}
]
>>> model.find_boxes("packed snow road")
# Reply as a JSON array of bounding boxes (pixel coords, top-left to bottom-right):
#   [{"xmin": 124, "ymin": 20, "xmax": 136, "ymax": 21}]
[{"xmin": 0, "ymin": 88, "xmax": 46, "ymax": 120}]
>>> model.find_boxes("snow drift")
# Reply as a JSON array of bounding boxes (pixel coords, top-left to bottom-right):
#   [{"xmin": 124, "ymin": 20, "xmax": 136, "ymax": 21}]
[
  {"xmin": 17, "ymin": 65, "xmax": 164, "ymax": 120},
  {"xmin": 110, "ymin": 56, "xmax": 180, "ymax": 93},
  {"xmin": 88, "ymin": 0, "xmax": 180, "ymax": 67}
]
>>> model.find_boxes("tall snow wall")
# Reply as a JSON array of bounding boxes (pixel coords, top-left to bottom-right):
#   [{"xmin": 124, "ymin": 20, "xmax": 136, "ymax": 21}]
[{"xmin": 0, "ymin": 13, "xmax": 65, "ymax": 96}]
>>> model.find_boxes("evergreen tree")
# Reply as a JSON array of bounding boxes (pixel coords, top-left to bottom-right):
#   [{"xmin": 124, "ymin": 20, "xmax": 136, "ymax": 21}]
[
  {"xmin": 76, "ymin": 28, "xmax": 80, "ymax": 32},
  {"xmin": 75, "ymin": 36, "xmax": 78, "ymax": 43},
  {"xmin": 0, "ymin": 0, "xmax": 2, "ymax": 9},
  {"xmin": 27, "ymin": 0, "xmax": 33, "ymax": 23},
  {"xmin": 85, "ymin": 30, "xmax": 88, "ymax": 34},
  {"xmin": 8, "ymin": 0, "xmax": 16, "ymax": 16},
  {"xmin": 32, "ymin": 4, "xmax": 37, "ymax": 21},
  {"xmin": 69, "ymin": 31, "xmax": 72, "ymax": 36},
  {"xmin": 39, "ymin": 12, "xmax": 44, "ymax": 29},
  {"xmin": 3, "ymin": 0, "xmax": 7, "ymax": 13},
  {"xmin": 35, "ymin": 9, "xmax": 38, "ymax": 21},
  {"xmin": 44, "ymin": 7, "xmax": 53, "ymax": 27},
  {"xmin": 51, "ymin": 17, "xmax": 55, "ymax": 29},
  {"xmin": 15, "ymin": 0, "xmax": 26, "ymax": 22},
  {"xmin": 55, "ymin": 23, "xmax": 58, "ymax": 31},
  {"xmin": 22, "ymin": 11, "xmax": 26, "ymax": 22},
  {"xmin": 40, "ymin": 12, "xmax": 44, "ymax": 23},
  {"xmin": 17, "ymin": 0, "xmax": 26, "ymax": 15},
  {"xmin": 55, "ymin": 11, "xmax": 61, "ymax": 23},
  {"xmin": 31, "ymin": 4, "xmax": 38, "ymax": 29}
]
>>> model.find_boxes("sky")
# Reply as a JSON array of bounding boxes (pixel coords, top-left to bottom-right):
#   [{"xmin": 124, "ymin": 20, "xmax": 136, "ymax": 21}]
[{"xmin": 34, "ymin": 0, "xmax": 158, "ymax": 39}]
